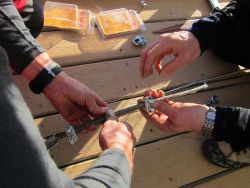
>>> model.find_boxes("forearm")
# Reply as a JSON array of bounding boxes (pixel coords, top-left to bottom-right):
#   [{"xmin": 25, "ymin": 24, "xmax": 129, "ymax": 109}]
[
  {"xmin": 74, "ymin": 148, "xmax": 131, "ymax": 188},
  {"xmin": 212, "ymin": 106, "xmax": 250, "ymax": 152},
  {"xmin": 0, "ymin": 0, "xmax": 45, "ymax": 74},
  {"xmin": 0, "ymin": 47, "xmax": 131, "ymax": 188}
]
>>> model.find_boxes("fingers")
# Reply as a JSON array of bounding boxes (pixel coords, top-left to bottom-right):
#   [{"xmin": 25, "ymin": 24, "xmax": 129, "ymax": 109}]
[
  {"xmin": 139, "ymin": 108, "xmax": 160, "ymax": 124},
  {"xmin": 94, "ymin": 93, "xmax": 109, "ymax": 108},
  {"xmin": 144, "ymin": 89, "xmax": 165, "ymax": 101},
  {"xmin": 86, "ymin": 94, "xmax": 110, "ymax": 115},
  {"xmin": 140, "ymin": 35, "xmax": 175, "ymax": 78},
  {"xmin": 152, "ymin": 100, "xmax": 176, "ymax": 119},
  {"xmin": 140, "ymin": 31, "xmax": 200, "ymax": 78},
  {"xmin": 159, "ymin": 55, "xmax": 185, "ymax": 77},
  {"xmin": 139, "ymin": 108, "xmax": 173, "ymax": 132},
  {"xmin": 140, "ymin": 40, "xmax": 159, "ymax": 77}
]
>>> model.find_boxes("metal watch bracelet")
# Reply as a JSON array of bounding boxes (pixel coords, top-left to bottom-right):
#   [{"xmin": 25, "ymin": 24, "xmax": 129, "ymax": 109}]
[{"xmin": 201, "ymin": 107, "xmax": 216, "ymax": 137}]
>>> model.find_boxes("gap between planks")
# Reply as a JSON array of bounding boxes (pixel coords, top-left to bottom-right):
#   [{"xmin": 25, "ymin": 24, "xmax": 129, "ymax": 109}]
[
  {"xmin": 14, "ymin": 51, "xmax": 241, "ymax": 118},
  {"xmin": 37, "ymin": 75, "xmax": 250, "ymax": 167},
  {"xmin": 37, "ymin": 20, "xmax": 194, "ymax": 67}
]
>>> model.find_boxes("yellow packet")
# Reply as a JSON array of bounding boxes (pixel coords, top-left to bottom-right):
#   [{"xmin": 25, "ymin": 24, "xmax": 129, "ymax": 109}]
[
  {"xmin": 44, "ymin": 1, "xmax": 78, "ymax": 30},
  {"xmin": 95, "ymin": 8, "xmax": 134, "ymax": 37},
  {"xmin": 44, "ymin": 1, "xmax": 93, "ymax": 34}
]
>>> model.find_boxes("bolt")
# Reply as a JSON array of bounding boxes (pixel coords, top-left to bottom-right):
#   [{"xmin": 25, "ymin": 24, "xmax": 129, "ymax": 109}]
[
  {"xmin": 140, "ymin": 0, "xmax": 147, "ymax": 7},
  {"xmin": 205, "ymin": 95, "xmax": 219, "ymax": 106}
]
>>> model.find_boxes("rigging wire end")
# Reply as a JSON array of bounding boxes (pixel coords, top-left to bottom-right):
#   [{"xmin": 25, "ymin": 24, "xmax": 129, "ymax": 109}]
[
  {"xmin": 66, "ymin": 125, "xmax": 77, "ymax": 145},
  {"xmin": 143, "ymin": 96, "xmax": 155, "ymax": 113}
]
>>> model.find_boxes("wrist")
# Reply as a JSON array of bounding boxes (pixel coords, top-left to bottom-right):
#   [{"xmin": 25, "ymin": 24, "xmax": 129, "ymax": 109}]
[
  {"xmin": 109, "ymin": 143, "xmax": 134, "ymax": 172},
  {"xmin": 22, "ymin": 52, "xmax": 52, "ymax": 81},
  {"xmin": 193, "ymin": 105, "xmax": 209, "ymax": 133},
  {"xmin": 43, "ymin": 71, "xmax": 68, "ymax": 96},
  {"xmin": 29, "ymin": 62, "xmax": 63, "ymax": 94},
  {"xmin": 187, "ymin": 31, "xmax": 201, "ymax": 58},
  {"xmin": 201, "ymin": 106, "xmax": 216, "ymax": 137}
]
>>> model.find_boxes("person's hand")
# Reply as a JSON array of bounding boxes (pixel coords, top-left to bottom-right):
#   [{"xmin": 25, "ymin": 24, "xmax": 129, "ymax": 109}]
[
  {"xmin": 99, "ymin": 118, "xmax": 136, "ymax": 172},
  {"xmin": 140, "ymin": 89, "xmax": 209, "ymax": 133},
  {"xmin": 43, "ymin": 72, "xmax": 109, "ymax": 130},
  {"xmin": 22, "ymin": 52, "xmax": 109, "ymax": 132},
  {"xmin": 140, "ymin": 31, "xmax": 201, "ymax": 78}
]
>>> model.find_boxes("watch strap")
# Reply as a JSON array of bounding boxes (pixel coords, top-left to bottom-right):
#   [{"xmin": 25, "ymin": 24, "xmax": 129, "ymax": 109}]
[
  {"xmin": 29, "ymin": 62, "xmax": 62, "ymax": 94},
  {"xmin": 202, "ymin": 107, "xmax": 216, "ymax": 137}
]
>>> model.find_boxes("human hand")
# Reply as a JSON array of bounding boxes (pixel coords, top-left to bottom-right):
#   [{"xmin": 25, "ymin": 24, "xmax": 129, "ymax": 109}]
[
  {"xmin": 43, "ymin": 72, "xmax": 109, "ymax": 130},
  {"xmin": 140, "ymin": 89, "xmax": 209, "ymax": 133},
  {"xmin": 22, "ymin": 53, "xmax": 109, "ymax": 132},
  {"xmin": 99, "ymin": 118, "xmax": 136, "ymax": 172},
  {"xmin": 140, "ymin": 31, "xmax": 201, "ymax": 78}
]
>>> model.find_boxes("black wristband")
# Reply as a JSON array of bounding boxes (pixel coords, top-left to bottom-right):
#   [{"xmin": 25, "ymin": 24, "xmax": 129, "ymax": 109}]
[{"xmin": 29, "ymin": 62, "xmax": 62, "ymax": 94}]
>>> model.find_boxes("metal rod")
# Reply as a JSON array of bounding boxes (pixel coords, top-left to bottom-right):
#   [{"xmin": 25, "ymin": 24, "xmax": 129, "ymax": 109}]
[
  {"xmin": 159, "ymin": 83, "xmax": 208, "ymax": 101},
  {"xmin": 76, "ymin": 83, "xmax": 208, "ymax": 132},
  {"xmin": 45, "ymin": 69, "xmax": 250, "ymax": 149}
]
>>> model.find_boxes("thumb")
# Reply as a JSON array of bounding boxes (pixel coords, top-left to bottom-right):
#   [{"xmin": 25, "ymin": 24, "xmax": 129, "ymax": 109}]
[
  {"xmin": 86, "ymin": 94, "xmax": 109, "ymax": 115},
  {"xmin": 152, "ymin": 100, "xmax": 176, "ymax": 118},
  {"xmin": 159, "ymin": 55, "xmax": 185, "ymax": 77}
]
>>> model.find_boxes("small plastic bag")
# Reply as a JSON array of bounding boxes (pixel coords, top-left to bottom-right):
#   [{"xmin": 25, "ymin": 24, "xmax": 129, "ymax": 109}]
[
  {"xmin": 95, "ymin": 8, "xmax": 146, "ymax": 38},
  {"xmin": 128, "ymin": 10, "xmax": 146, "ymax": 32},
  {"xmin": 44, "ymin": 1, "xmax": 93, "ymax": 35}
]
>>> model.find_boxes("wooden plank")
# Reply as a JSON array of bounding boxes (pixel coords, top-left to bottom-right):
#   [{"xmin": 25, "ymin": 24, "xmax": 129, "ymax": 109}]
[
  {"xmin": 41, "ymin": 0, "xmax": 211, "ymax": 23},
  {"xmin": 38, "ymin": 20, "xmax": 192, "ymax": 66},
  {"xmin": 37, "ymin": 97, "xmax": 168, "ymax": 167},
  {"xmin": 14, "ymin": 51, "xmax": 240, "ymax": 117},
  {"xmin": 37, "ymin": 75, "xmax": 250, "ymax": 167},
  {"xmin": 196, "ymin": 167, "xmax": 250, "ymax": 188},
  {"xmin": 175, "ymin": 74, "xmax": 250, "ymax": 108},
  {"xmin": 63, "ymin": 133, "xmax": 225, "ymax": 188}
]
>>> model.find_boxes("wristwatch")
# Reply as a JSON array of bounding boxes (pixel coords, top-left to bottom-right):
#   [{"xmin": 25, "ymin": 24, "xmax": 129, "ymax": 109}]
[
  {"xmin": 201, "ymin": 107, "xmax": 216, "ymax": 137},
  {"xmin": 29, "ymin": 62, "xmax": 62, "ymax": 94}
]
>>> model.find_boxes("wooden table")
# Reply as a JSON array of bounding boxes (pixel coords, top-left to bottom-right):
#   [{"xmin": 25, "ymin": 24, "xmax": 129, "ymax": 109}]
[{"xmin": 14, "ymin": 0, "xmax": 250, "ymax": 187}]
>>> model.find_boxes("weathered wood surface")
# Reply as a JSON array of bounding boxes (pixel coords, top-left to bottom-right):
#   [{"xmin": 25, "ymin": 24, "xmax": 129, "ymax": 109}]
[
  {"xmin": 41, "ymin": 0, "xmax": 211, "ymax": 22},
  {"xmin": 196, "ymin": 167, "xmax": 250, "ymax": 188},
  {"xmin": 14, "ymin": 51, "xmax": 240, "ymax": 117},
  {"xmin": 21, "ymin": 0, "xmax": 249, "ymax": 187},
  {"xmin": 37, "ymin": 74, "xmax": 250, "ymax": 167},
  {"xmin": 38, "ymin": 20, "xmax": 193, "ymax": 66},
  {"xmin": 63, "ymin": 133, "xmax": 225, "ymax": 188}
]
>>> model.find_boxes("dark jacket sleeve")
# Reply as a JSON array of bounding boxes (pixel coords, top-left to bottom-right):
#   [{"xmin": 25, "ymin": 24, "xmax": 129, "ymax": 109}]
[
  {"xmin": 212, "ymin": 106, "xmax": 250, "ymax": 152},
  {"xmin": 0, "ymin": 0, "xmax": 45, "ymax": 74},
  {"xmin": 189, "ymin": 0, "xmax": 250, "ymax": 67}
]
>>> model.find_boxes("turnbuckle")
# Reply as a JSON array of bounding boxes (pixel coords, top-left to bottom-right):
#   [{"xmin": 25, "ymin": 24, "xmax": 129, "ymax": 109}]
[
  {"xmin": 66, "ymin": 125, "xmax": 78, "ymax": 145},
  {"xmin": 64, "ymin": 98, "xmax": 155, "ymax": 145},
  {"xmin": 143, "ymin": 96, "xmax": 155, "ymax": 113},
  {"xmin": 47, "ymin": 83, "xmax": 208, "ymax": 148}
]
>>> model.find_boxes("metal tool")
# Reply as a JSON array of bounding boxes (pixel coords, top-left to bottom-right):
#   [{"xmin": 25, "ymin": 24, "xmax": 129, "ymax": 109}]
[
  {"xmin": 152, "ymin": 23, "xmax": 185, "ymax": 34},
  {"xmin": 140, "ymin": 0, "xmax": 147, "ymax": 7},
  {"xmin": 152, "ymin": 21, "xmax": 194, "ymax": 34},
  {"xmin": 207, "ymin": 0, "xmax": 221, "ymax": 9},
  {"xmin": 133, "ymin": 35, "xmax": 147, "ymax": 47},
  {"xmin": 205, "ymin": 96, "xmax": 219, "ymax": 106},
  {"xmin": 45, "ymin": 83, "xmax": 208, "ymax": 149}
]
